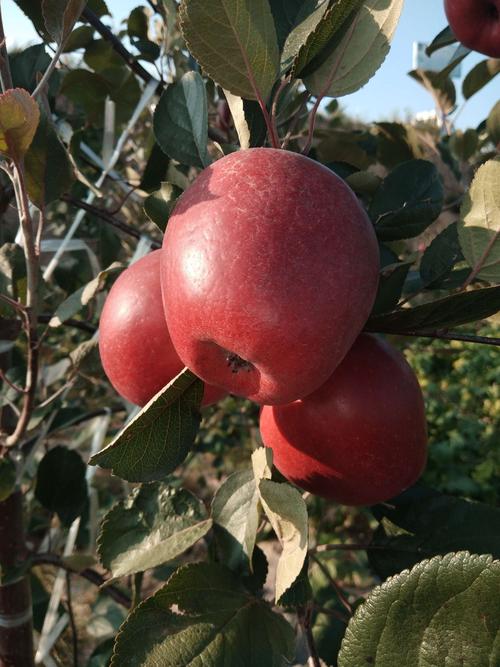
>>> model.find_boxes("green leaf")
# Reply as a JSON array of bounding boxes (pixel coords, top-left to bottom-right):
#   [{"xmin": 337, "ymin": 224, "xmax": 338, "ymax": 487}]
[
  {"xmin": 25, "ymin": 105, "xmax": 74, "ymax": 209},
  {"xmin": 111, "ymin": 562, "xmax": 295, "ymax": 666},
  {"xmin": 90, "ymin": 369, "xmax": 203, "ymax": 483},
  {"xmin": 292, "ymin": 0, "xmax": 365, "ymax": 79},
  {"xmin": 12, "ymin": 0, "xmax": 49, "ymax": 38},
  {"xmin": 154, "ymin": 72, "xmax": 210, "ymax": 168},
  {"xmin": 259, "ymin": 478, "xmax": 308, "ymax": 603},
  {"xmin": 370, "ymin": 160, "xmax": 444, "ymax": 241},
  {"xmin": 304, "ymin": 0, "xmax": 403, "ymax": 98},
  {"xmin": 10, "ymin": 44, "xmax": 54, "ymax": 94},
  {"xmin": 179, "ymin": 0, "xmax": 280, "ymax": 102},
  {"xmin": 338, "ymin": 552, "xmax": 500, "ymax": 667},
  {"xmin": 143, "ymin": 182, "xmax": 182, "ymax": 232},
  {"xmin": 140, "ymin": 142, "xmax": 170, "ymax": 193},
  {"xmin": 420, "ymin": 223, "xmax": 463, "ymax": 287},
  {"xmin": 268, "ymin": 0, "xmax": 308, "ymax": 51},
  {"xmin": 462, "ymin": 58, "xmax": 500, "ymax": 100},
  {"xmin": 366, "ymin": 285, "xmax": 500, "ymax": 333},
  {"xmin": 63, "ymin": 25, "xmax": 95, "ymax": 52},
  {"xmin": 409, "ymin": 69, "xmax": 456, "ymax": 115},
  {"xmin": 84, "ymin": 40, "xmax": 127, "ymax": 79},
  {"xmin": 371, "ymin": 261, "xmax": 411, "ymax": 316},
  {"xmin": 35, "ymin": 446, "xmax": 88, "ymax": 526},
  {"xmin": 449, "ymin": 128, "xmax": 478, "ymax": 161},
  {"xmin": 0, "ymin": 458, "xmax": 16, "ymax": 502},
  {"xmin": 42, "ymin": 0, "xmax": 87, "ymax": 44},
  {"xmin": 281, "ymin": 0, "xmax": 330, "ymax": 74},
  {"xmin": 0, "ymin": 88, "xmax": 40, "ymax": 163},
  {"xmin": 425, "ymin": 25, "xmax": 457, "ymax": 56},
  {"xmin": 211, "ymin": 469, "xmax": 260, "ymax": 572},
  {"xmin": 375, "ymin": 122, "xmax": 422, "ymax": 169},
  {"xmin": 98, "ymin": 483, "xmax": 212, "ymax": 579},
  {"xmin": 49, "ymin": 262, "xmax": 123, "ymax": 327},
  {"xmin": 277, "ymin": 557, "xmax": 312, "ymax": 607},
  {"xmin": 128, "ymin": 6, "xmax": 149, "ymax": 39},
  {"xmin": 487, "ymin": 100, "xmax": 500, "ymax": 145},
  {"xmin": 61, "ymin": 69, "xmax": 110, "ymax": 125},
  {"xmin": 458, "ymin": 157, "xmax": 500, "ymax": 284},
  {"xmin": 369, "ymin": 486, "xmax": 500, "ymax": 580}
]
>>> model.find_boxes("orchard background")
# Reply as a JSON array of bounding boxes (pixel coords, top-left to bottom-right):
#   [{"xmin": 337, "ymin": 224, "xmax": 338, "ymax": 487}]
[{"xmin": 0, "ymin": 0, "xmax": 499, "ymax": 665}]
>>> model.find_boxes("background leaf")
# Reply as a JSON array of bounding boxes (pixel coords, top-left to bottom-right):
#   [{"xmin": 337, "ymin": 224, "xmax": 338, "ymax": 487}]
[
  {"xmin": 35, "ymin": 446, "xmax": 88, "ymax": 526},
  {"xmin": 42, "ymin": 0, "xmax": 87, "ymax": 44},
  {"xmin": 98, "ymin": 483, "xmax": 212, "ymax": 578},
  {"xmin": 370, "ymin": 160, "xmax": 444, "ymax": 241},
  {"xmin": 154, "ymin": 72, "xmax": 210, "ymax": 168},
  {"xmin": 179, "ymin": 0, "xmax": 279, "ymax": 101},
  {"xmin": 111, "ymin": 562, "xmax": 295, "ymax": 666},
  {"xmin": 420, "ymin": 223, "xmax": 464, "ymax": 287},
  {"xmin": 143, "ymin": 182, "xmax": 182, "ymax": 232},
  {"xmin": 90, "ymin": 369, "xmax": 203, "ymax": 483},
  {"xmin": 458, "ymin": 158, "xmax": 500, "ymax": 284},
  {"xmin": 338, "ymin": 552, "xmax": 500, "ymax": 667},
  {"xmin": 462, "ymin": 58, "xmax": 500, "ymax": 100}
]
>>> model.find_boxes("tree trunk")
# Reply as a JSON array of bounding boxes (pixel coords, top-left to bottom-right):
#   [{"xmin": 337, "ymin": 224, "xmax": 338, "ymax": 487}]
[{"xmin": 0, "ymin": 490, "xmax": 34, "ymax": 667}]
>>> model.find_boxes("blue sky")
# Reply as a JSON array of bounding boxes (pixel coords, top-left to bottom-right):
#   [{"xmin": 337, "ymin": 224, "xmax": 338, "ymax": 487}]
[{"xmin": 3, "ymin": 0, "xmax": 498, "ymax": 129}]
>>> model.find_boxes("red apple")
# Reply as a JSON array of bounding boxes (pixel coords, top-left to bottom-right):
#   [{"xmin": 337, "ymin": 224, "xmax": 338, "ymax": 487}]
[
  {"xmin": 160, "ymin": 148, "xmax": 379, "ymax": 405},
  {"xmin": 260, "ymin": 334, "xmax": 428, "ymax": 505},
  {"xmin": 444, "ymin": 0, "xmax": 500, "ymax": 57},
  {"xmin": 99, "ymin": 250, "xmax": 225, "ymax": 407}
]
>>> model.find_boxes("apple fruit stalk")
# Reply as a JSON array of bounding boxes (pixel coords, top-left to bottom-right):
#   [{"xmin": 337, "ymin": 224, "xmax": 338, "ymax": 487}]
[
  {"xmin": 99, "ymin": 250, "xmax": 225, "ymax": 407},
  {"xmin": 161, "ymin": 148, "xmax": 380, "ymax": 405},
  {"xmin": 444, "ymin": 0, "xmax": 500, "ymax": 57},
  {"xmin": 260, "ymin": 334, "xmax": 428, "ymax": 505}
]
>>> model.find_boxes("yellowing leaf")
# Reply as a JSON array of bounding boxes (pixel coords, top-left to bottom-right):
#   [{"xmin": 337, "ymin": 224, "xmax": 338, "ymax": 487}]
[{"xmin": 0, "ymin": 88, "xmax": 40, "ymax": 162}]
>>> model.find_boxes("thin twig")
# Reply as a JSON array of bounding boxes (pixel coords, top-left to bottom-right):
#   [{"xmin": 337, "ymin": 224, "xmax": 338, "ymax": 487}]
[
  {"xmin": 60, "ymin": 194, "xmax": 161, "ymax": 248},
  {"xmin": 381, "ymin": 329, "xmax": 500, "ymax": 347},
  {"xmin": 312, "ymin": 543, "xmax": 376, "ymax": 554},
  {"xmin": 310, "ymin": 554, "xmax": 353, "ymax": 616},
  {"xmin": 65, "ymin": 571, "xmax": 78, "ymax": 667},
  {"xmin": 270, "ymin": 77, "xmax": 290, "ymax": 147},
  {"xmin": 32, "ymin": 554, "xmax": 131, "ymax": 609},
  {"xmin": 32, "ymin": 41, "xmax": 64, "ymax": 98},
  {"xmin": 298, "ymin": 603, "xmax": 321, "ymax": 667},
  {"xmin": 0, "ymin": 369, "xmax": 27, "ymax": 394},
  {"xmin": 0, "ymin": 292, "xmax": 26, "ymax": 314},
  {"xmin": 314, "ymin": 604, "xmax": 349, "ymax": 624},
  {"xmin": 37, "ymin": 314, "xmax": 97, "ymax": 334},
  {"xmin": 0, "ymin": 3, "xmax": 13, "ymax": 92}
]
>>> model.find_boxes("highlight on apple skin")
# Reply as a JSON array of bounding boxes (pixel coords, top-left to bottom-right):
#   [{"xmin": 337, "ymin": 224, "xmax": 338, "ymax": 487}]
[
  {"xmin": 99, "ymin": 250, "xmax": 225, "ymax": 408},
  {"xmin": 260, "ymin": 334, "xmax": 428, "ymax": 506},
  {"xmin": 160, "ymin": 147, "xmax": 380, "ymax": 406},
  {"xmin": 444, "ymin": 0, "xmax": 500, "ymax": 57}
]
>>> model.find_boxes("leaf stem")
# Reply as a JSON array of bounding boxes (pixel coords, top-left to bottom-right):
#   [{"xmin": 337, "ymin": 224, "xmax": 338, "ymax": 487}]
[
  {"xmin": 378, "ymin": 329, "xmax": 500, "ymax": 347},
  {"xmin": 298, "ymin": 603, "xmax": 321, "ymax": 667},
  {"xmin": 310, "ymin": 554, "xmax": 353, "ymax": 616},
  {"xmin": 31, "ymin": 41, "xmax": 64, "ymax": 98}
]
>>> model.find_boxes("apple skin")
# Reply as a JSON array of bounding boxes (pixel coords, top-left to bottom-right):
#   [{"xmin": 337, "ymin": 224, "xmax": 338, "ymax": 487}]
[
  {"xmin": 444, "ymin": 0, "xmax": 500, "ymax": 57},
  {"xmin": 160, "ymin": 148, "xmax": 379, "ymax": 405},
  {"xmin": 99, "ymin": 250, "xmax": 225, "ymax": 408},
  {"xmin": 260, "ymin": 334, "xmax": 428, "ymax": 505}
]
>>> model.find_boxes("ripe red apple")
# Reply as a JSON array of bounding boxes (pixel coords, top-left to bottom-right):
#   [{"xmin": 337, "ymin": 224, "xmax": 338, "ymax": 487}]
[
  {"xmin": 99, "ymin": 250, "xmax": 225, "ymax": 407},
  {"xmin": 444, "ymin": 0, "xmax": 500, "ymax": 57},
  {"xmin": 160, "ymin": 148, "xmax": 379, "ymax": 405},
  {"xmin": 260, "ymin": 334, "xmax": 428, "ymax": 505}
]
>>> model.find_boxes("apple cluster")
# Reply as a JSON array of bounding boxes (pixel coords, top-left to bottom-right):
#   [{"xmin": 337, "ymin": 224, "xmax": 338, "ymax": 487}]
[{"xmin": 99, "ymin": 148, "xmax": 428, "ymax": 506}]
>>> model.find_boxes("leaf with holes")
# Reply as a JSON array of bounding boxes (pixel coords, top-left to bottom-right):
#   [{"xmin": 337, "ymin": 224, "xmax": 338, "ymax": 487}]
[
  {"xmin": 110, "ymin": 562, "xmax": 295, "ymax": 666},
  {"xmin": 90, "ymin": 369, "xmax": 203, "ymax": 483},
  {"xmin": 0, "ymin": 88, "xmax": 40, "ymax": 162},
  {"xmin": 304, "ymin": 0, "xmax": 403, "ymax": 98},
  {"xmin": 338, "ymin": 552, "xmax": 500, "ymax": 667},
  {"xmin": 458, "ymin": 158, "xmax": 500, "ymax": 284},
  {"xmin": 154, "ymin": 72, "xmax": 210, "ymax": 168},
  {"xmin": 98, "ymin": 483, "xmax": 212, "ymax": 579},
  {"xmin": 370, "ymin": 160, "xmax": 444, "ymax": 242},
  {"xmin": 179, "ymin": 0, "xmax": 279, "ymax": 101}
]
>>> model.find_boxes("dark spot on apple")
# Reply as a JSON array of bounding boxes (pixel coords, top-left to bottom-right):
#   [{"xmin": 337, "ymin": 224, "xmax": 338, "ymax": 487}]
[{"xmin": 226, "ymin": 352, "xmax": 253, "ymax": 374}]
